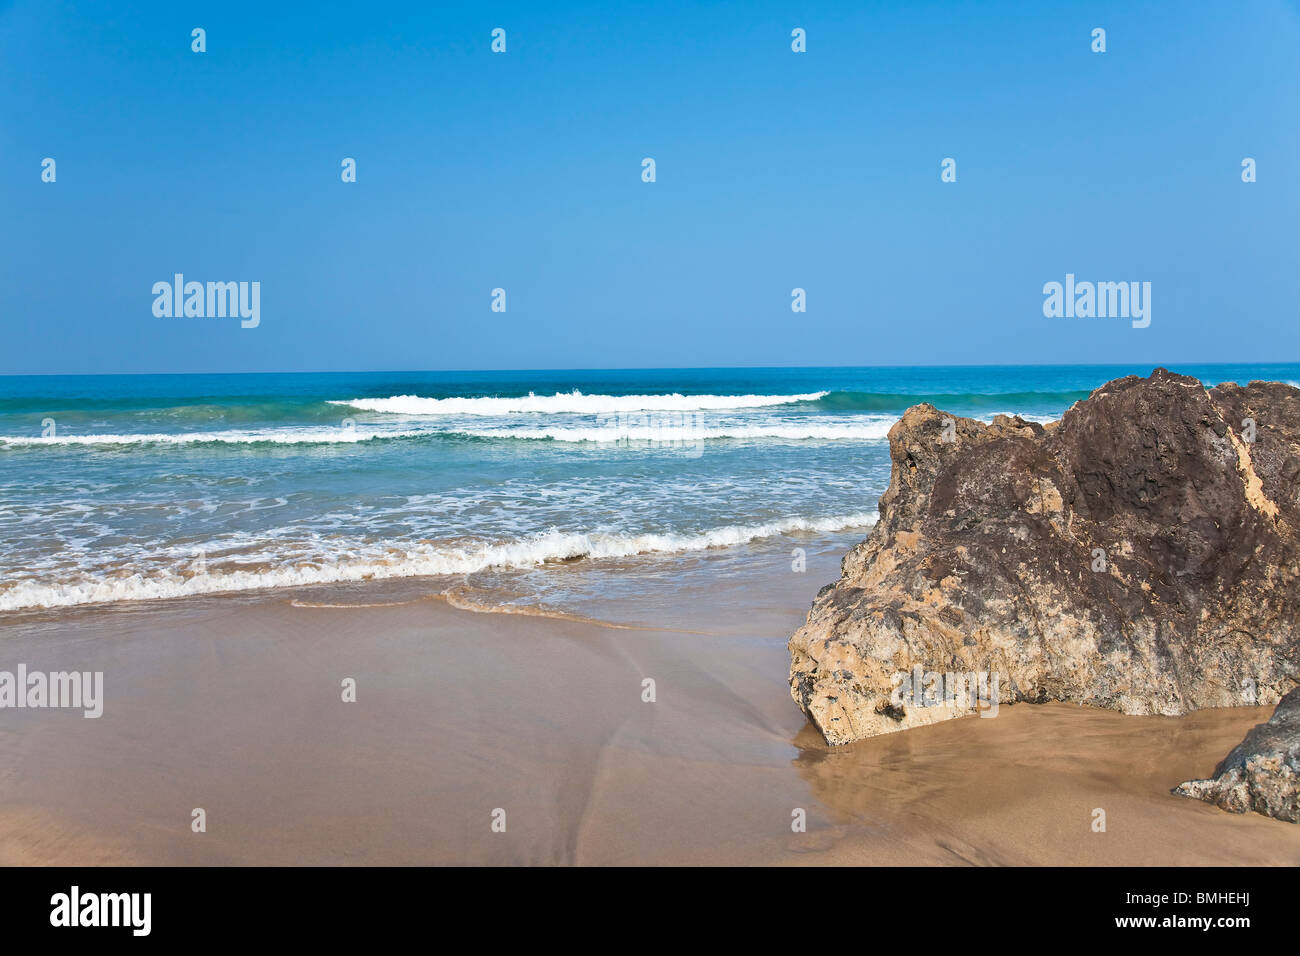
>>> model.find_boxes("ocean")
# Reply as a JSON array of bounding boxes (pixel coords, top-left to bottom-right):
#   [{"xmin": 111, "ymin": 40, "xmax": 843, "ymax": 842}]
[{"xmin": 1, "ymin": 363, "xmax": 1295, "ymax": 616}]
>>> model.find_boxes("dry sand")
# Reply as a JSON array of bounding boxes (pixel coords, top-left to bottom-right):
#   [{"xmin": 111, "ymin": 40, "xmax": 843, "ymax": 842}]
[{"xmin": 1, "ymin": 566, "xmax": 1297, "ymax": 866}]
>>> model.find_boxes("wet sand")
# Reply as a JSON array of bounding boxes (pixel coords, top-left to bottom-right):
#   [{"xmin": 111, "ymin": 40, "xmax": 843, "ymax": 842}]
[{"xmin": 1, "ymin": 548, "xmax": 1298, "ymax": 866}]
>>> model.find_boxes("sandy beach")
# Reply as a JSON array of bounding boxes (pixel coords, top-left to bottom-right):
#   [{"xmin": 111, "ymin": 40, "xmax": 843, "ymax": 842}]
[{"xmin": 2, "ymin": 542, "xmax": 1297, "ymax": 867}]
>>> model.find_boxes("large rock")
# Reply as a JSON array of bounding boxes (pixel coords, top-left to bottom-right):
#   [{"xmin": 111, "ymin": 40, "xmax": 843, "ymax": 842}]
[
  {"xmin": 1174, "ymin": 687, "xmax": 1300, "ymax": 823},
  {"xmin": 789, "ymin": 369, "xmax": 1300, "ymax": 745}
]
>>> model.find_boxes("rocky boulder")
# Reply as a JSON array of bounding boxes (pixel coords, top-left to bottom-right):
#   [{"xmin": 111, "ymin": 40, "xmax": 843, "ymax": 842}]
[
  {"xmin": 789, "ymin": 369, "xmax": 1300, "ymax": 745},
  {"xmin": 1174, "ymin": 687, "xmax": 1300, "ymax": 823}
]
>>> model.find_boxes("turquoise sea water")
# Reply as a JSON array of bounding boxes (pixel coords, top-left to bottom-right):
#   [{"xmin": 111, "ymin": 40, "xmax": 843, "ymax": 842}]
[{"xmin": 1, "ymin": 364, "xmax": 1295, "ymax": 613}]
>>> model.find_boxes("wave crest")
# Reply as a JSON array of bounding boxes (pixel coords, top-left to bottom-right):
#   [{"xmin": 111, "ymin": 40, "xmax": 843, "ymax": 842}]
[
  {"xmin": 0, "ymin": 421, "xmax": 892, "ymax": 447},
  {"xmin": 329, "ymin": 390, "xmax": 829, "ymax": 416}
]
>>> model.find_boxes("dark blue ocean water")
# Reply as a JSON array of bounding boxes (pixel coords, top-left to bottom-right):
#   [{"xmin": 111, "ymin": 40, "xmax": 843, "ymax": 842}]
[{"xmin": 1, "ymin": 363, "xmax": 1294, "ymax": 611}]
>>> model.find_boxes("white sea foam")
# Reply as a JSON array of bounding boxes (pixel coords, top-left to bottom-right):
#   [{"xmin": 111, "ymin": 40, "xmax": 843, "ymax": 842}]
[
  {"xmin": 329, "ymin": 390, "xmax": 828, "ymax": 416},
  {"xmin": 0, "ymin": 512, "xmax": 877, "ymax": 611},
  {"xmin": 0, "ymin": 427, "xmax": 434, "ymax": 447},
  {"xmin": 457, "ymin": 422, "xmax": 894, "ymax": 442},
  {"xmin": 0, "ymin": 420, "xmax": 890, "ymax": 447}
]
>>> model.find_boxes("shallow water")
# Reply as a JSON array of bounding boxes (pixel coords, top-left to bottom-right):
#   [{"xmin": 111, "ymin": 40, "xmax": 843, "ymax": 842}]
[{"xmin": 2, "ymin": 363, "xmax": 1294, "ymax": 613}]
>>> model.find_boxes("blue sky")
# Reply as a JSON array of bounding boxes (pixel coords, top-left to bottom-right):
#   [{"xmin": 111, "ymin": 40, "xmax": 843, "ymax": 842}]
[{"xmin": 2, "ymin": 0, "xmax": 1298, "ymax": 374}]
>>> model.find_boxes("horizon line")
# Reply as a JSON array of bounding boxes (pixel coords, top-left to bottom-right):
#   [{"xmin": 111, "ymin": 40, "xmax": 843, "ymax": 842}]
[{"xmin": 3, "ymin": 359, "xmax": 1299, "ymax": 379}]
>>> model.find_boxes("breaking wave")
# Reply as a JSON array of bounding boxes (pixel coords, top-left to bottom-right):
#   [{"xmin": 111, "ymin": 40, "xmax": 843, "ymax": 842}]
[
  {"xmin": 330, "ymin": 390, "xmax": 830, "ymax": 415},
  {"xmin": 0, "ymin": 512, "xmax": 878, "ymax": 611}
]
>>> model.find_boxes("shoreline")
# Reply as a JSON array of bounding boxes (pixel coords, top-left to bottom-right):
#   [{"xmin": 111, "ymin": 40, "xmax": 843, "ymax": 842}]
[{"xmin": 3, "ymin": 553, "xmax": 1298, "ymax": 866}]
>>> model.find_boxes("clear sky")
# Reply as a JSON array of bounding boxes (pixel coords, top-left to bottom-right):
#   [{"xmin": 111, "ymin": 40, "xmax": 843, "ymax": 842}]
[{"xmin": 2, "ymin": 0, "xmax": 1298, "ymax": 374}]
